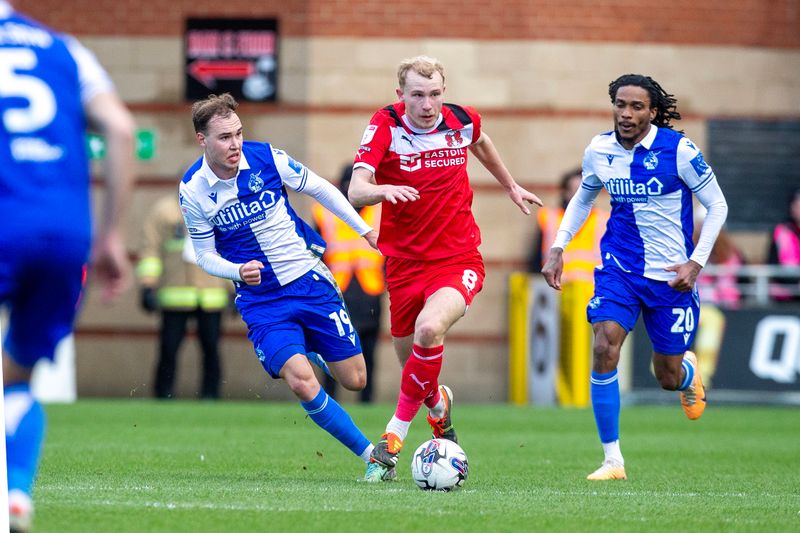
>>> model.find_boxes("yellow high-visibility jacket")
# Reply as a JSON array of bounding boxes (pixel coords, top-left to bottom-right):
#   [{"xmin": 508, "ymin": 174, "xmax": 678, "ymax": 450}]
[{"xmin": 137, "ymin": 195, "xmax": 229, "ymax": 311}]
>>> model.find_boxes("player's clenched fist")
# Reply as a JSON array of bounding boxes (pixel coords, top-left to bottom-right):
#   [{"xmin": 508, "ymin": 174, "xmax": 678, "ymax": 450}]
[{"xmin": 239, "ymin": 260, "xmax": 264, "ymax": 285}]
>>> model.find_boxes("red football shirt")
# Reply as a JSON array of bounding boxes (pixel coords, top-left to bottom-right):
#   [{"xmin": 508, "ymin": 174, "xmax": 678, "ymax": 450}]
[{"xmin": 353, "ymin": 102, "xmax": 482, "ymax": 260}]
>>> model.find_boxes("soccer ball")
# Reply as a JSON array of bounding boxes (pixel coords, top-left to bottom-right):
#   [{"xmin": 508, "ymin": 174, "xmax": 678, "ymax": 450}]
[{"xmin": 410, "ymin": 438, "xmax": 468, "ymax": 491}]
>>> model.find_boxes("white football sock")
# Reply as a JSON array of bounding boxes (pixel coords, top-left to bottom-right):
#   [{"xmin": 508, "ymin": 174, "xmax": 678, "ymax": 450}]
[
  {"xmin": 428, "ymin": 393, "xmax": 445, "ymax": 419},
  {"xmin": 385, "ymin": 416, "xmax": 411, "ymax": 441},
  {"xmin": 603, "ymin": 440, "xmax": 624, "ymax": 465},
  {"xmin": 360, "ymin": 444, "xmax": 374, "ymax": 463}
]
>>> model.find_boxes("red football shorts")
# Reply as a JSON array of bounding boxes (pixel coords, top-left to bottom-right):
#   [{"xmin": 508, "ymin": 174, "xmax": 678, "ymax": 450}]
[{"xmin": 385, "ymin": 249, "xmax": 485, "ymax": 337}]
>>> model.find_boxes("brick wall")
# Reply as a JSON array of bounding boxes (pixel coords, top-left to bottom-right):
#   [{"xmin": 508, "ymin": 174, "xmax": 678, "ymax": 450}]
[{"xmin": 15, "ymin": 0, "xmax": 800, "ymax": 48}]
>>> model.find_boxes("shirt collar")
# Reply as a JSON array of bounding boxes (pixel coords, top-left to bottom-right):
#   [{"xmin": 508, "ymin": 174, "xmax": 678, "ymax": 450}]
[
  {"xmin": 615, "ymin": 123, "xmax": 658, "ymax": 151},
  {"xmin": 639, "ymin": 124, "xmax": 658, "ymax": 149},
  {"xmin": 200, "ymin": 151, "xmax": 250, "ymax": 187}
]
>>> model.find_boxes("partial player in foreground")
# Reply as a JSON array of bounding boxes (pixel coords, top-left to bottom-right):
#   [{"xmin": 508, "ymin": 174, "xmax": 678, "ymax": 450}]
[
  {"xmin": 542, "ymin": 74, "xmax": 728, "ymax": 480},
  {"xmin": 0, "ymin": 1, "xmax": 137, "ymax": 530},
  {"xmin": 179, "ymin": 94, "xmax": 389, "ymax": 478},
  {"xmin": 348, "ymin": 56, "xmax": 542, "ymax": 481}
]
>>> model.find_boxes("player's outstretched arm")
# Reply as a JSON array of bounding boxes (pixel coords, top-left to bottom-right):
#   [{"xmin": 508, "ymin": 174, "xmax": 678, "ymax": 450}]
[
  {"xmin": 469, "ymin": 132, "xmax": 542, "ymax": 215},
  {"xmin": 542, "ymin": 247, "xmax": 565, "ymax": 290},
  {"xmin": 84, "ymin": 91, "xmax": 137, "ymax": 303},
  {"xmin": 348, "ymin": 167, "xmax": 419, "ymax": 207}
]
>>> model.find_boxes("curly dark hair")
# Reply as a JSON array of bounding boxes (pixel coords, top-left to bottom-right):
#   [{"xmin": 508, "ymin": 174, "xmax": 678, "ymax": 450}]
[{"xmin": 609, "ymin": 74, "xmax": 682, "ymax": 132}]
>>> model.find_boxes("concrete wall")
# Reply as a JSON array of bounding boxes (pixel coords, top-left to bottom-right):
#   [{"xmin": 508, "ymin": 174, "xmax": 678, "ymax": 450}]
[{"xmin": 16, "ymin": 0, "xmax": 800, "ymax": 401}]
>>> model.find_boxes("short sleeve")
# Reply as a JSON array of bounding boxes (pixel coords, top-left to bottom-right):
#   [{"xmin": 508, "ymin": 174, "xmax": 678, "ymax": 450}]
[
  {"xmin": 464, "ymin": 105, "xmax": 482, "ymax": 144},
  {"xmin": 353, "ymin": 111, "xmax": 392, "ymax": 173},
  {"xmin": 272, "ymin": 147, "xmax": 310, "ymax": 192},
  {"xmin": 64, "ymin": 36, "xmax": 114, "ymax": 104},
  {"xmin": 676, "ymin": 136, "xmax": 717, "ymax": 193},
  {"xmin": 581, "ymin": 142, "xmax": 604, "ymax": 192},
  {"xmin": 179, "ymin": 187, "xmax": 214, "ymax": 242}
]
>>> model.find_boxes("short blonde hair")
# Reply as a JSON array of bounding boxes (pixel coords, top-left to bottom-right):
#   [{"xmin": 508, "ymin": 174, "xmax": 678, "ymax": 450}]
[{"xmin": 397, "ymin": 56, "xmax": 445, "ymax": 88}]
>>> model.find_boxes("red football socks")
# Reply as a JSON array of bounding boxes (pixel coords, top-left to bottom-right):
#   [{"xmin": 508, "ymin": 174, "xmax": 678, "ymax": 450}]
[{"xmin": 394, "ymin": 344, "xmax": 444, "ymax": 421}]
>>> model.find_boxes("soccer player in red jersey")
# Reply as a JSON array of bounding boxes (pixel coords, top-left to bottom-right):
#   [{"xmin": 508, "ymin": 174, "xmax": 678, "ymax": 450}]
[{"xmin": 350, "ymin": 56, "xmax": 542, "ymax": 481}]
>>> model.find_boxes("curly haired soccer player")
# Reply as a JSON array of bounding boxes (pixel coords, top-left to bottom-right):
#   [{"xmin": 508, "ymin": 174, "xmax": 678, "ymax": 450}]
[
  {"xmin": 542, "ymin": 74, "xmax": 728, "ymax": 480},
  {"xmin": 348, "ymin": 56, "xmax": 542, "ymax": 482}
]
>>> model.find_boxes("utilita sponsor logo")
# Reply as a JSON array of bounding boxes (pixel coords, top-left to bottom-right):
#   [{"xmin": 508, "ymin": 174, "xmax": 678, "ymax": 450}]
[
  {"xmin": 606, "ymin": 177, "xmax": 663, "ymax": 203},
  {"xmin": 210, "ymin": 190, "xmax": 277, "ymax": 230}
]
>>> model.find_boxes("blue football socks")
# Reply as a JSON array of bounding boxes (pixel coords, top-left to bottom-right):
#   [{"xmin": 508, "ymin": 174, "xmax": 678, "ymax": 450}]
[
  {"xmin": 4, "ymin": 383, "xmax": 46, "ymax": 495},
  {"xmin": 678, "ymin": 357, "xmax": 695, "ymax": 391},
  {"xmin": 301, "ymin": 388, "xmax": 370, "ymax": 458},
  {"xmin": 590, "ymin": 370, "xmax": 620, "ymax": 444}
]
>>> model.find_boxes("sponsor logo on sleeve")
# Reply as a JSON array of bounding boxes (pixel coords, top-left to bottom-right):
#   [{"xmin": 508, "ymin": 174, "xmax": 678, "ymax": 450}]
[
  {"xmin": 287, "ymin": 156, "xmax": 303, "ymax": 175},
  {"xmin": 691, "ymin": 153, "xmax": 710, "ymax": 177},
  {"xmin": 361, "ymin": 124, "xmax": 378, "ymax": 145}
]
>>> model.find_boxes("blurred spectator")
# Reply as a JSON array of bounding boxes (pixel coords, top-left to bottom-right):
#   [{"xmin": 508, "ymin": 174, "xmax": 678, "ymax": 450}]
[
  {"xmin": 528, "ymin": 167, "xmax": 607, "ymax": 276},
  {"xmin": 137, "ymin": 194, "xmax": 231, "ymax": 399},
  {"xmin": 312, "ymin": 165, "xmax": 385, "ymax": 403},
  {"xmin": 767, "ymin": 187, "xmax": 800, "ymax": 302},
  {"xmin": 529, "ymin": 167, "xmax": 607, "ymax": 407}
]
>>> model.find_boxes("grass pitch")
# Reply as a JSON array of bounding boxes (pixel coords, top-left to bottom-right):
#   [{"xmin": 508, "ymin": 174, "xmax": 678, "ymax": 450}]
[{"xmin": 34, "ymin": 399, "xmax": 799, "ymax": 532}]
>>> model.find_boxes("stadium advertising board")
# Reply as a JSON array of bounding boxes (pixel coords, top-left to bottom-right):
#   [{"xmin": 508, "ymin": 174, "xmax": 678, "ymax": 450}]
[{"xmin": 184, "ymin": 18, "xmax": 279, "ymax": 102}]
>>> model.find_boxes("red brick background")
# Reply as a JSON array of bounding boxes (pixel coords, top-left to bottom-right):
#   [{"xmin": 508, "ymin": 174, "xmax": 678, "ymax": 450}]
[{"xmin": 14, "ymin": 0, "xmax": 800, "ymax": 48}]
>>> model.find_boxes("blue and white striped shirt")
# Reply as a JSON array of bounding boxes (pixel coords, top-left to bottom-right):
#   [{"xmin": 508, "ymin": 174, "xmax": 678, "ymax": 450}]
[
  {"xmin": 181, "ymin": 142, "xmax": 335, "ymax": 294},
  {"xmin": 555, "ymin": 125, "xmax": 727, "ymax": 281}
]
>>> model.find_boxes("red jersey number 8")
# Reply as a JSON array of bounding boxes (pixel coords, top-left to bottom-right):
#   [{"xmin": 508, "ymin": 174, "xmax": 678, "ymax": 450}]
[{"xmin": 462, "ymin": 269, "xmax": 478, "ymax": 292}]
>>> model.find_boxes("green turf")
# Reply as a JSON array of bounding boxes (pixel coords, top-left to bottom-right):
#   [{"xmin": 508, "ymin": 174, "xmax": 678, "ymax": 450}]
[{"xmin": 32, "ymin": 399, "xmax": 799, "ymax": 532}]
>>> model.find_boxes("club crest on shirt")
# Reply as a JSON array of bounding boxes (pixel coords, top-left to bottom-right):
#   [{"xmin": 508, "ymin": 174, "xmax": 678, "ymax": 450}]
[
  {"xmin": 445, "ymin": 129, "xmax": 463, "ymax": 147},
  {"xmin": 643, "ymin": 150, "xmax": 661, "ymax": 170},
  {"xmin": 249, "ymin": 170, "xmax": 264, "ymax": 193}
]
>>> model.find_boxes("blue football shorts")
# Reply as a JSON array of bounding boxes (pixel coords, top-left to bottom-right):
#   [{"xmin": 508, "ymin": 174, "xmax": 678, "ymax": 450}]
[
  {"xmin": 236, "ymin": 263, "xmax": 363, "ymax": 378},
  {"xmin": 587, "ymin": 265, "xmax": 700, "ymax": 355},
  {"xmin": 0, "ymin": 239, "xmax": 88, "ymax": 368}
]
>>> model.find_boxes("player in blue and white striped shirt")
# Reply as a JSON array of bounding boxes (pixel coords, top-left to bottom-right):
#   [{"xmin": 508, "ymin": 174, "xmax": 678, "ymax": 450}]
[
  {"xmin": 543, "ymin": 74, "xmax": 728, "ymax": 481},
  {"xmin": 1, "ymin": 1, "xmax": 136, "ymax": 527},
  {"xmin": 180, "ymin": 94, "xmax": 394, "ymax": 480}
]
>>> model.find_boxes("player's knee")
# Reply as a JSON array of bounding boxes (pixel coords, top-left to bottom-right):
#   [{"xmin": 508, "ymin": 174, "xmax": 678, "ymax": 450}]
[
  {"xmin": 415, "ymin": 320, "xmax": 444, "ymax": 346},
  {"xmin": 287, "ymin": 377, "xmax": 320, "ymax": 401},
  {"xmin": 592, "ymin": 339, "xmax": 619, "ymax": 370},
  {"xmin": 339, "ymin": 370, "xmax": 367, "ymax": 392},
  {"xmin": 283, "ymin": 365, "xmax": 320, "ymax": 401}
]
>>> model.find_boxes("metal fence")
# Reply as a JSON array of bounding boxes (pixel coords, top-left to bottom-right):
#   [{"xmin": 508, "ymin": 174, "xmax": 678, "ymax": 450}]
[{"xmin": 701, "ymin": 264, "xmax": 800, "ymax": 305}]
